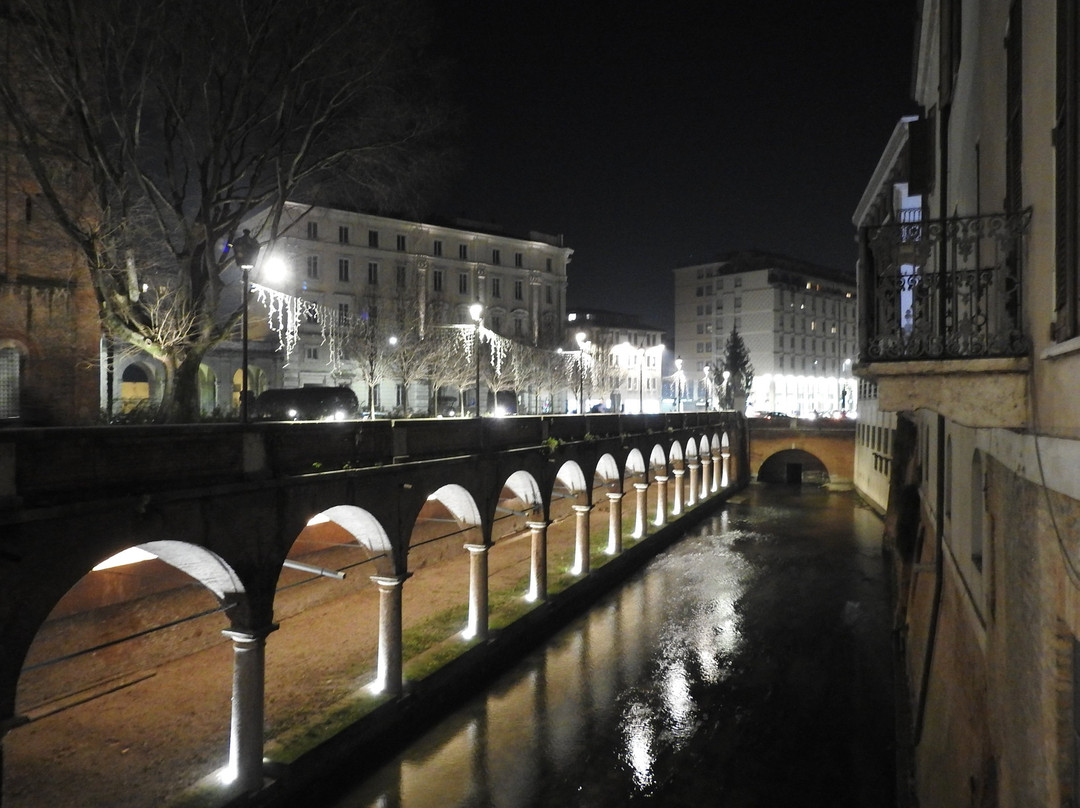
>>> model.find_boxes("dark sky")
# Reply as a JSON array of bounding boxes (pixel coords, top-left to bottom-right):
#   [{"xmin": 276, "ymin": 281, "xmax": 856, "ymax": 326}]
[{"xmin": 434, "ymin": 2, "xmax": 919, "ymax": 334}]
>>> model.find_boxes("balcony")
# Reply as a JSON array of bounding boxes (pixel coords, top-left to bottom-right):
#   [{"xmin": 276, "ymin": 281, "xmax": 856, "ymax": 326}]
[{"xmin": 856, "ymin": 210, "xmax": 1033, "ymax": 428}]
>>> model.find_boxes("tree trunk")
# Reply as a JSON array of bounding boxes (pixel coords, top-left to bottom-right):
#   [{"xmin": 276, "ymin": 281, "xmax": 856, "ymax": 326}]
[{"xmin": 155, "ymin": 350, "xmax": 206, "ymax": 423}]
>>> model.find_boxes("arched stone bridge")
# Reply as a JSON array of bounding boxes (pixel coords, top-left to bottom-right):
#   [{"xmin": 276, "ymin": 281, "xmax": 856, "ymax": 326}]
[
  {"xmin": 0, "ymin": 412, "xmax": 747, "ymax": 804},
  {"xmin": 748, "ymin": 417, "xmax": 855, "ymax": 484}
]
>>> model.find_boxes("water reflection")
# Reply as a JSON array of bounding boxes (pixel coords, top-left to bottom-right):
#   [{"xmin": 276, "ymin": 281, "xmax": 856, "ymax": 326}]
[{"xmin": 331, "ymin": 488, "xmax": 892, "ymax": 808}]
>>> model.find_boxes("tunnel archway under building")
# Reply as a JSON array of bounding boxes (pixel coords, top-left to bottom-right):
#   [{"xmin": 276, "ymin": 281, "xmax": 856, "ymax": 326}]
[{"xmin": 757, "ymin": 449, "xmax": 829, "ymax": 485}]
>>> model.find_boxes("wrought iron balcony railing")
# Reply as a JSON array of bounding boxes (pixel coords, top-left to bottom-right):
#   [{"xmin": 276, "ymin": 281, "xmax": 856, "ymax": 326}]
[{"xmin": 859, "ymin": 209, "xmax": 1032, "ymax": 362}]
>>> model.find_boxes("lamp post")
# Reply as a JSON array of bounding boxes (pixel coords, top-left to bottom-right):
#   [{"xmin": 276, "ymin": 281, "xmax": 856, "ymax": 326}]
[
  {"xmin": 722, "ymin": 369, "xmax": 731, "ymax": 409},
  {"xmin": 704, "ymin": 363, "xmax": 711, "ymax": 410},
  {"xmin": 231, "ymin": 229, "xmax": 261, "ymax": 423},
  {"xmin": 469, "ymin": 303, "xmax": 483, "ymax": 417},
  {"xmin": 575, "ymin": 332, "xmax": 588, "ymax": 413}
]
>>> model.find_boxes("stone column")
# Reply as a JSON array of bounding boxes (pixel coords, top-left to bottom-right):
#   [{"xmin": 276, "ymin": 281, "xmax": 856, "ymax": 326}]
[
  {"xmin": 671, "ymin": 468, "xmax": 685, "ymax": 516},
  {"xmin": 700, "ymin": 456, "xmax": 712, "ymax": 499},
  {"xmin": 464, "ymin": 543, "xmax": 490, "ymax": 640},
  {"xmin": 527, "ymin": 521, "xmax": 549, "ymax": 602},
  {"xmin": 632, "ymin": 482, "xmax": 649, "ymax": 538},
  {"xmin": 606, "ymin": 491, "xmax": 624, "ymax": 554},
  {"xmin": 721, "ymin": 449, "xmax": 731, "ymax": 488},
  {"xmin": 221, "ymin": 623, "xmax": 278, "ymax": 792},
  {"xmin": 687, "ymin": 462, "xmax": 700, "ymax": 507},
  {"xmin": 572, "ymin": 504, "xmax": 592, "ymax": 574},
  {"xmin": 371, "ymin": 574, "xmax": 410, "ymax": 696},
  {"xmin": 654, "ymin": 475, "xmax": 669, "ymax": 526},
  {"xmin": 713, "ymin": 450, "xmax": 723, "ymax": 491}
]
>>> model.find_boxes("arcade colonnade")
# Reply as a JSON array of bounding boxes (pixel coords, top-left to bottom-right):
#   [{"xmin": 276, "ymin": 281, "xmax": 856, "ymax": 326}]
[{"xmin": 0, "ymin": 423, "xmax": 742, "ymax": 805}]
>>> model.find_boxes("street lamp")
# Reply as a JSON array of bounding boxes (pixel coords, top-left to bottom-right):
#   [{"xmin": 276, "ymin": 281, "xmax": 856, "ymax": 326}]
[
  {"xmin": 722, "ymin": 369, "xmax": 731, "ymax": 409},
  {"xmin": 704, "ymin": 363, "xmax": 711, "ymax": 410},
  {"xmin": 469, "ymin": 303, "xmax": 483, "ymax": 417},
  {"xmin": 231, "ymin": 229, "xmax": 261, "ymax": 423}
]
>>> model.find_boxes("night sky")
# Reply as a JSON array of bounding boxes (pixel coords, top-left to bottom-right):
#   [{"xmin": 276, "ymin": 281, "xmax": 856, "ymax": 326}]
[{"xmin": 434, "ymin": 2, "xmax": 919, "ymax": 334}]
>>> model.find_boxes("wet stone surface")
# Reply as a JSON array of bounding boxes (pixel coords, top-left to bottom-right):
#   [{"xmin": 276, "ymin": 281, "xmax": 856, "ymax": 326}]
[{"xmin": 328, "ymin": 486, "xmax": 895, "ymax": 808}]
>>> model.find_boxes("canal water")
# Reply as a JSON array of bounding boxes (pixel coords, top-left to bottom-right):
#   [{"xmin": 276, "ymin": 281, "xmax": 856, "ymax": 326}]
[{"xmin": 328, "ymin": 485, "xmax": 895, "ymax": 807}]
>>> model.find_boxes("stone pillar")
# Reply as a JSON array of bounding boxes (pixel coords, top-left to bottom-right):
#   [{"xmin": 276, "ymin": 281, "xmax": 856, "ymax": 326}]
[
  {"xmin": 464, "ymin": 543, "xmax": 490, "ymax": 640},
  {"xmin": 672, "ymin": 468, "xmax": 685, "ymax": 516},
  {"xmin": 572, "ymin": 504, "xmax": 592, "ymax": 574},
  {"xmin": 632, "ymin": 482, "xmax": 649, "ymax": 538},
  {"xmin": 606, "ymin": 491, "xmax": 624, "ymax": 554},
  {"xmin": 221, "ymin": 623, "xmax": 278, "ymax": 792},
  {"xmin": 371, "ymin": 574, "xmax": 410, "ymax": 696},
  {"xmin": 700, "ymin": 456, "xmax": 712, "ymax": 499},
  {"xmin": 527, "ymin": 521, "xmax": 549, "ymax": 601},
  {"xmin": 654, "ymin": 475, "xmax": 669, "ymax": 526},
  {"xmin": 713, "ymin": 450, "xmax": 723, "ymax": 491},
  {"xmin": 687, "ymin": 462, "xmax": 700, "ymax": 507},
  {"xmin": 721, "ymin": 449, "xmax": 731, "ymax": 488}
]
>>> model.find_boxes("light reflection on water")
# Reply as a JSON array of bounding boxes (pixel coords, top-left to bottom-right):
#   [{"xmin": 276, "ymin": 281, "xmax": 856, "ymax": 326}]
[{"xmin": 330, "ymin": 489, "xmax": 886, "ymax": 808}]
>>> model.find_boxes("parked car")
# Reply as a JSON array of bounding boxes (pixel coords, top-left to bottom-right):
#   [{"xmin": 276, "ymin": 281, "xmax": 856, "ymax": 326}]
[{"xmin": 252, "ymin": 386, "xmax": 359, "ymax": 421}]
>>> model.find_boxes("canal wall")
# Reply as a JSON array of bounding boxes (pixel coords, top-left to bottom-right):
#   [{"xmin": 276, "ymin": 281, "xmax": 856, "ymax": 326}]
[{"xmin": 235, "ymin": 490, "xmax": 741, "ymax": 808}]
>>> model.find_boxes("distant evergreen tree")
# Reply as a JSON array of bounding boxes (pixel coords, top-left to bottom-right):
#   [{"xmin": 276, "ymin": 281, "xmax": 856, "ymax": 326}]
[{"xmin": 720, "ymin": 327, "xmax": 754, "ymax": 408}]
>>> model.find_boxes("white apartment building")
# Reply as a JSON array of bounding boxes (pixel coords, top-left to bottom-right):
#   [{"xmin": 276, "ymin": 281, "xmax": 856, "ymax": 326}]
[
  {"xmin": 244, "ymin": 203, "xmax": 572, "ymax": 415},
  {"xmin": 672, "ymin": 251, "xmax": 857, "ymax": 416},
  {"xmin": 564, "ymin": 308, "xmax": 665, "ymax": 414}
]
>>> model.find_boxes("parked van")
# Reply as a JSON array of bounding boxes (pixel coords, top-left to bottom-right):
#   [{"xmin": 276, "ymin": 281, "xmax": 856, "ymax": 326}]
[{"xmin": 252, "ymin": 386, "xmax": 359, "ymax": 421}]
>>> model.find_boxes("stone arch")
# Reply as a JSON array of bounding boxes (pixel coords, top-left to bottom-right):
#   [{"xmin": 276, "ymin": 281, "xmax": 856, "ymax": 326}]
[
  {"xmin": 119, "ymin": 359, "xmax": 159, "ymax": 413},
  {"xmin": 9, "ymin": 540, "xmax": 251, "ymax": 803},
  {"xmin": 668, "ymin": 439, "xmax": 685, "ymax": 466},
  {"xmin": 407, "ymin": 482, "xmax": 484, "ymax": 569},
  {"xmin": 552, "ymin": 460, "xmax": 588, "ymax": 505},
  {"xmin": 291, "ymin": 504, "xmax": 396, "ymax": 578},
  {"xmin": 757, "ymin": 448, "xmax": 829, "ymax": 484},
  {"xmin": 502, "ymin": 469, "xmax": 543, "ymax": 514},
  {"xmin": 648, "ymin": 443, "xmax": 668, "ymax": 473},
  {"xmin": 594, "ymin": 453, "xmax": 621, "ymax": 487},
  {"xmin": 697, "ymin": 435, "xmax": 710, "ymax": 457},
  {"xmin": 624, "ymin": 448, "xmax": 647, "ymax": 478}
]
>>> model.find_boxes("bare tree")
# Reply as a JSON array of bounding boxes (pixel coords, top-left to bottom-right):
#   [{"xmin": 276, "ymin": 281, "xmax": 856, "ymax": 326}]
[
  {"xmin": 386, "ymin": 300, "xmax": 432, "ymax": 417},
  {"xmin": 426, "ymin": 326, "xmax": 474, "ymax": 416},
  {"xmin": 0, "ymin": 0, "xmax": 450, "ymax": 421},
  {"xmin": 341, "ymin": 299, "xmax": 396, "ymax": 419}
]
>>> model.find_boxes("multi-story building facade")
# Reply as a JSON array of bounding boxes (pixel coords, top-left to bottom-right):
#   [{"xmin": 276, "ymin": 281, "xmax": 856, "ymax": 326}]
[
  {"xmin": 564, "ymin": 308, "xmax": 665, "ymax": 414},
  {"xmin": 855, "ymin": 2, "xmax": 1080, "ymax": 804},
  {"xmin": 111, "ymin": 205, "xmax": 573, "ymax": 417},
  {"xmin": 672, "ymin": 251, "xmax": 857, "ymax": 416}
]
